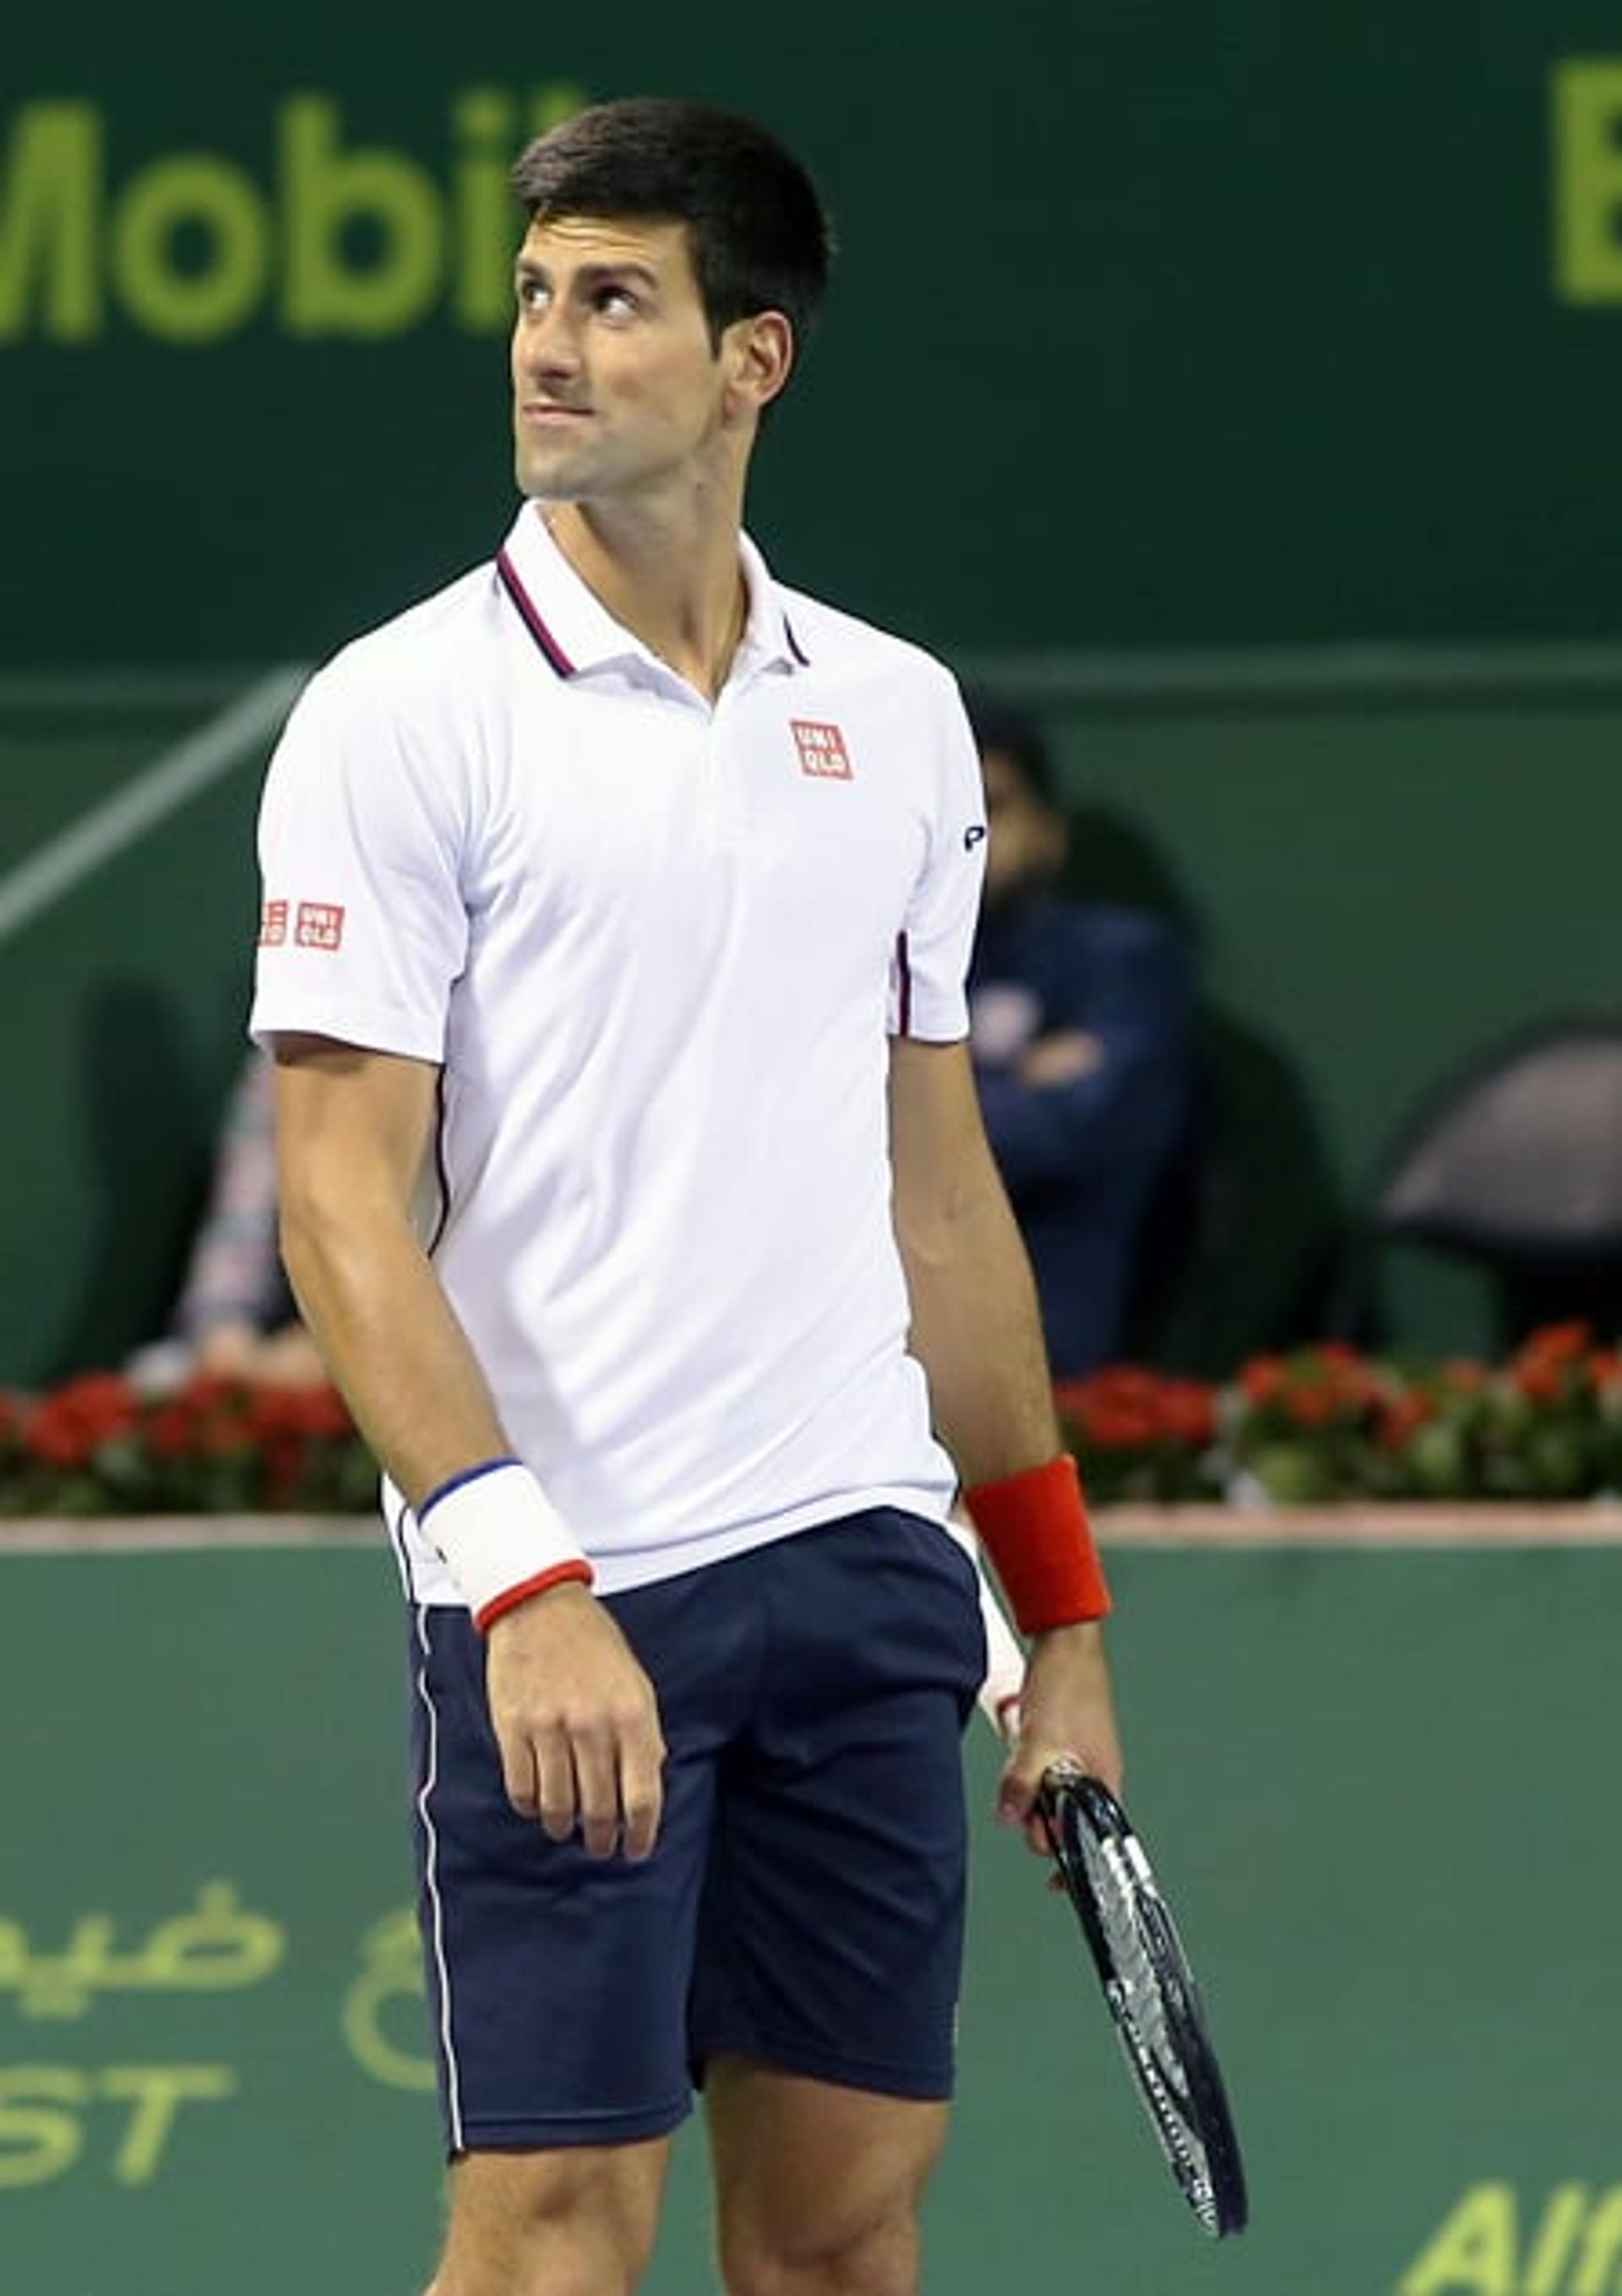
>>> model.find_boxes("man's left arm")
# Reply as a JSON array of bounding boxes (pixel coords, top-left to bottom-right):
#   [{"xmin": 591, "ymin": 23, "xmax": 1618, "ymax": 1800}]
[{"xmin": 888, "ymin": 1033, "xmax": 1124, "ymax": 1836}]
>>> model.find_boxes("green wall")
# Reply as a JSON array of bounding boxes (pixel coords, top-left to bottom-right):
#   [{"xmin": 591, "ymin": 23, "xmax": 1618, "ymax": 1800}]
[
  {"xmin": 4, "ymin": 4, "xmax": 1622, "ymax": 663},
  {"xmin": 3, "ymin": 1533, "xmax": 1619, "ymax": 2294}
]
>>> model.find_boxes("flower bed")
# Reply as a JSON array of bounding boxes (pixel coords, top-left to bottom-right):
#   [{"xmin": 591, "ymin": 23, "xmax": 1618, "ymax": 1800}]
[
  {"xmin": 1058, "ymin": 1323, "xmax": 1622, "ymax": 1505},
  {"xmin": 3, "ymin": 1324, "xmax": 1620, "ymax": 1519},
  {"xmin": 0, "ymin": 1373, "xmax": 377, "ymax": 1515}
]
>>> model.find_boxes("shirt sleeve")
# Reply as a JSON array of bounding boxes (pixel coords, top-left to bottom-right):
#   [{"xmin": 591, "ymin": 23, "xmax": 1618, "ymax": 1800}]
[
  {"xmin": 886, "ymin": 672, "xmax": 987, "ymax": 1042},
  {"xmin": 248, "ymin": 654, "xmax": 469, "ymax": 1062}
]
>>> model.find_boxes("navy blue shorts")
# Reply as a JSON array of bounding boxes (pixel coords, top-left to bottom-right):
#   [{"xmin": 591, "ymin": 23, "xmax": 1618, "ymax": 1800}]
[{"xmin": 407, "ymin": 1508, "xmax": 986, "ymax": 2153}]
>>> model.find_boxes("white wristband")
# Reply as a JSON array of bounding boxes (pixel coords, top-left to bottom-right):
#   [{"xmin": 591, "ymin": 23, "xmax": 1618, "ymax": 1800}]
[{"xmin": 416, "ymin": 1459, "xmax": 591, "ymax": 1624}]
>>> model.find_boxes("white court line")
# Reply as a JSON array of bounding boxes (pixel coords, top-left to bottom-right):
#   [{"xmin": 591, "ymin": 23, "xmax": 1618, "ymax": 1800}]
[{"xmin": 0, "ymin": 665, "xmax": 308, "ymax": 949}]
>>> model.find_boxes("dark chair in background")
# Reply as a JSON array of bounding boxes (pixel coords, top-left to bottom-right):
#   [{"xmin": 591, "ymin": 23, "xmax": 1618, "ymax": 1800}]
[
  {"xmin": 1337, "ymin": 1011, "xmax": 1622, "ymax": 1350},
  {"xmin": 1121, "ymin": 1006, "xmax": 1343, "ymax": 1377}
]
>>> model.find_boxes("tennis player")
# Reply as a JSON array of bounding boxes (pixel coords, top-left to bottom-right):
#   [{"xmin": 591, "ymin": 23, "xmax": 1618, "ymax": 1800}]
[{"xmin": 251, "ymin": 97, "xmax": 1121, "ymax": 2296}]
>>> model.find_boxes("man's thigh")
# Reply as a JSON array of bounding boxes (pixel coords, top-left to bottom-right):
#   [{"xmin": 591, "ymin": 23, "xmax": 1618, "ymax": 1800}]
[{"xmin": 432, "ymin": 2139, "xmax": 671, "ymax": 2296}]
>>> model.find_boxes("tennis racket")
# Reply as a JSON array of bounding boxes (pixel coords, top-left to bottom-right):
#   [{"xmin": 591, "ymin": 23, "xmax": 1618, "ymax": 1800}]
[
  {"xmin": 1038, "ymin": 1762, "xmax": 1249, "ymax": 2238},
  {"xmin": 957, "ymin": 1532, "xmax": 1248, "ymax": 2233}
]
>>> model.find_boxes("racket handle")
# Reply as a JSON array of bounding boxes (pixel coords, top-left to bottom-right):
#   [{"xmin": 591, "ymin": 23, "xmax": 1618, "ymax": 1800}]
[{"xmin": 945, "ymin": 1509, "xmax": 1026, "ymax": 1742}]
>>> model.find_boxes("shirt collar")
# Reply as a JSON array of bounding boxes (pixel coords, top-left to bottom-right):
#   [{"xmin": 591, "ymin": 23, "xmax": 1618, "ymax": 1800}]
[{"xmin": 497, "ymin": 501, "xmax": 810, "ymax": 683}]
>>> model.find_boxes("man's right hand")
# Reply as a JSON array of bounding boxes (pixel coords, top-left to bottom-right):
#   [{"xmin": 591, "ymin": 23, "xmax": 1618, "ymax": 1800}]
[{"xmin": 484, "ymin": 1583, "xmax": 667, "ymax": 1862}]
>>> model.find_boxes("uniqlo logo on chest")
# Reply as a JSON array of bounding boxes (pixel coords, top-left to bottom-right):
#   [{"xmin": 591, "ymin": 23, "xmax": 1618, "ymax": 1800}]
[
  {"xmin": 259, "ymin": 899, "xmax": 288, "ymax": 947},
  {"xmin": 295, "ymin": 901, "xmax": 346, "ymax": 952},
  {"xmin": 791, "ymin": 719, "xmax": 853, "ymax": 780}
]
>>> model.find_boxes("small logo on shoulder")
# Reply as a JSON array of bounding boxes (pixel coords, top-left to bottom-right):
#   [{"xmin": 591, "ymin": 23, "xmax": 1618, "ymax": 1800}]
[
  {"xmin": 792, "ymin": 719, "xmax": 853, "ymax": 780},
  {"xmin": 295, "ymin": 900, "xmax": 346, "ymax": 952},
  {"xmin": 259, "ymin": 898, "xmax": 288, "ymax": 947},
  {"xmin": 964, "ymin": 824, "xmax": 987, "ymax": 851}
]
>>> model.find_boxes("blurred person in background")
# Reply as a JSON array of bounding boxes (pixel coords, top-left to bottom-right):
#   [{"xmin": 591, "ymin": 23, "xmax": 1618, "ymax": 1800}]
[
  {"xmin": 128, "ymin": 1047, "xmax": 324, "ymax": 1390},
  {"xmin": 966, "ymin": 691, "xmax": 1196, "ymax": 1374}
]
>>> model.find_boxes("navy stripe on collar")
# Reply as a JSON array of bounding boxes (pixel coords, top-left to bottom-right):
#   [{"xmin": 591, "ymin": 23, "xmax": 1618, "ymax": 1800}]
[{"xmin": 495, "ymin": 547, "xmax": 576, "ymax": 678}]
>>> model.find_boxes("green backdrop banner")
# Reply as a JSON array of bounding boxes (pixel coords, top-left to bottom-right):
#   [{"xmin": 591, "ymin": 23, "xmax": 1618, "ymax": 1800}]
[
  {"xmin": 3, "ymin": 1532, "xmax": 1619, "ymax": 2293},
  {"xmin": 5, "ymin": 3, "xmax": 1622, "ymax": 663}
]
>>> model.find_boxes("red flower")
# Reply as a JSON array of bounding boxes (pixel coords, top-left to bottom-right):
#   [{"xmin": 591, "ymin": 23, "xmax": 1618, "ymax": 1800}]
[
  {"xmin": 1282, "ymin": 1382, "xmax": 1340, "ymax": 1429},
  {"xmin": 1307, "ymin": 1345, "xmax": 1382, "ymax": 1408},
  {"xmin": 24, "ymin": 1374, "xmax": 140, "ymax": 1467},
  {"xmin": 1238, "ymin": 1357, "xmax": 1286, "ymax": 1406},
  {"xmin": 1057, "ymin": 1367, "xmax": 1218, "ymax": 1455},
  {"xmin": 1157, "ymin": 1379, "xmax": 1216, "ymax": 1446},
  {"xmin": 1505, "ymin": 1321, "xmax": 1599, "ymax": 1402},
  {"xmin": 292, "ymin": 1385, "xmax": 353, "ymax": 1440},
  {"xmin": 1442, "ymin": 1359, "xmax": 1489, "ymax": 1395},
  {"xmin": 1519, "ymin": 1320, "xmax": 1592, "ymax": 1368},
  {"xmin": 1077, "ymin": 1395, "xmax": 1158, "ymax": 1449},
  {"xmin": 145, "ymin": 1402, "xmax": 196, "ymax": 1461},
  {"xmin": 1377, "ymin": 1391, "xmax": 1437, "ymax": 1451},
  {"xmin": 244, "ymin": 1384, "xmax": 351, "ymax": 1442},
  {"xmin": 1512, "ymin": 1359, "xmax": 1565, "ymax": 1403},
  {"xmin": 197, "ymin": 1416, "xmax": 254, "ymax": 1459},
  {"xmin": 177, "ymin": 1374, "xmax": 254, "ymax": 1414}
]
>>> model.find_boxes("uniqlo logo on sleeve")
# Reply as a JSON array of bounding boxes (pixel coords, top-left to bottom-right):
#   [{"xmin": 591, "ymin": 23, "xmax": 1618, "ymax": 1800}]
[
  {"xmin": 259, "ymin": 899, "xmax": 288, "ymax": 947},
  {"xmin": 294, "ymin": 901, "xmax": 346, "ymax": 951},
  {"xmin": 791, "ymin": 719, "xmax": 853, "ymax": 780}
]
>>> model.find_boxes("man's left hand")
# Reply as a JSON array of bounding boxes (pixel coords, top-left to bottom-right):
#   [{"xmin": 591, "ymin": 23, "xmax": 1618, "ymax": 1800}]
[{"xmin": 995, "ymin": 1619, "xmax": 1122, "ymax": 1856}]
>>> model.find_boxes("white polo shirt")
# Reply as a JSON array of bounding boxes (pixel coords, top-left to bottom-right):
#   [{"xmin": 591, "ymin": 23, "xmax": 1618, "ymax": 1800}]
[{"xmin": 251, "ymin": 503, "xmax": 988, "ymax": 1603}]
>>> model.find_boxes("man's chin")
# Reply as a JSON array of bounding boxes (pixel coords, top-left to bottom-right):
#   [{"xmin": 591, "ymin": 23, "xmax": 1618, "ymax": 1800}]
[{"xmin": 514, "ymin": 449, "xmax": 591, "ymax": 503}]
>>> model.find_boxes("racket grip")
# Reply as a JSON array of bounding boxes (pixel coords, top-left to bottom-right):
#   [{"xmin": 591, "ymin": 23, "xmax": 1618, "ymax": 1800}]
[{"xmin": 946, "ymin": 1509, "xmax": 1026, "ymax": 1741}]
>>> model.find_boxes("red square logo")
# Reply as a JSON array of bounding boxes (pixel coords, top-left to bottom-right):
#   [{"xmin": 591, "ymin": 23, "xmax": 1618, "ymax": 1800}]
[
  {"xmin": 295, "ymin": 900, "xmax": 346, "ymax": 952},
  {"xmin": 792, "ymin": 719, "xmax": 853, "ymax": 780},
  {"xmin": 259, "ymin": 898, "xmax": 288, "ymax": 947}
]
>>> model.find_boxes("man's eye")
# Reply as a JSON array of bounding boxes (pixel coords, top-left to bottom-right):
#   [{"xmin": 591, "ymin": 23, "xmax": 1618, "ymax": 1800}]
[
  {"xmin": 597, "ymin": 286, "xmax": 639, "ymax": 316},
  {"xmin": 517, "ymin": 279, "xmax": 548, "ymax": 310}
]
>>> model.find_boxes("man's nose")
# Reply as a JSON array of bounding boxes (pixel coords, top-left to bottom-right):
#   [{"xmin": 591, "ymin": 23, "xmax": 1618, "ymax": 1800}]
[{"xmin": 519, "ymin": 302, "xmax": 584, "ymax": 379}]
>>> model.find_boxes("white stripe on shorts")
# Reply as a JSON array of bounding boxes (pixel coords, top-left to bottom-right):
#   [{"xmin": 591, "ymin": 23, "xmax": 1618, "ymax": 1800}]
[{"xmin": 413, "ymin": 1607, "xmax": 464, "ymax": 2150}]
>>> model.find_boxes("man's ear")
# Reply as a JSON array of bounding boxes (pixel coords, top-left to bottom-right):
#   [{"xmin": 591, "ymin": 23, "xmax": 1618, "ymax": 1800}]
[{"xmin": 726, "ymin": 310, "xmax": 795, "ymax": 421}]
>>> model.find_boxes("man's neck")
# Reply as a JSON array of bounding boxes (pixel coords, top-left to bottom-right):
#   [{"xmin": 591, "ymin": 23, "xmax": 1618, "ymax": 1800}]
[{"xmin": 540, "ymin": 495, "xmax": 749, "ymax": 705}]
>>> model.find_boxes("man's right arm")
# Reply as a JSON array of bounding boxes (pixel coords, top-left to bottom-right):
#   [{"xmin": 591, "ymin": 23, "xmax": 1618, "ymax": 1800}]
[
  {"xmin": 272, "ymin": 1032, "xmax": 507, "ymax": 1492},
  {"xmin": 270, "ymin": 1031, "xmax": 665, "ymax": 1860}
]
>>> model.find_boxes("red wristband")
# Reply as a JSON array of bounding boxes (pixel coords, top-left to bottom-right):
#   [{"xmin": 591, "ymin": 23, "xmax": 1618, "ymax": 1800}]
[
  {"xmin": 964, "ymin": 1454, "xmax": 1111, "ymax": 1633},
  {"xmin": 475, "ymin": 1559, "xmax": 595, "ymax": 1634}
]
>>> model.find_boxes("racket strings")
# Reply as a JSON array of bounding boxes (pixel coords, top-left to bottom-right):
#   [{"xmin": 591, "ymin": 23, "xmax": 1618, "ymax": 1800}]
[{"xmin": 1081, "ymin": 1836, "xmax": 1182, "ymax": 2075}]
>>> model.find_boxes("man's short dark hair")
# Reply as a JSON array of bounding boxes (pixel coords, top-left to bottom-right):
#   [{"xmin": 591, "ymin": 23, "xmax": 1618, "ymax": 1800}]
[
  {"xmin": 962, "ymin": 689, "xmax": 1059, "ymax": 808},
  {"xmin": 511, "ymin": 98, "xmax": 834, "ymax": 356}
]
